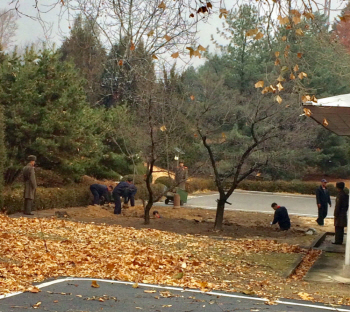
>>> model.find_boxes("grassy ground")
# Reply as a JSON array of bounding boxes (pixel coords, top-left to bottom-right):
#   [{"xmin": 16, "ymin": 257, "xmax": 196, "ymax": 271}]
[{"xmin": 3, "ymin": 204, "xmax": 350, "ymax": 306}]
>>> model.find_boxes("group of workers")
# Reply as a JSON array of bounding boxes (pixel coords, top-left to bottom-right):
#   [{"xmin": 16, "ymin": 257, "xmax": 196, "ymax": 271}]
[
  {"xmin": 90, "ymin": 177, "xmax": 137, "ymax": 214},
  {"xmin": 271, "ymin": 179, "xmax": 348, "ymax": 245}
]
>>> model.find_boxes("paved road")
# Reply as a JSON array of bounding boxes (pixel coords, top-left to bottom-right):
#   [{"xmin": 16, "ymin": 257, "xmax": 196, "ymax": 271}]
[
  {"xmin": 1, "ymin": 278, "xmax": 350, "ymax": 312},
  {"xmin": 160, "ymin": 190, "xmax": 335, "ymax": 218}
]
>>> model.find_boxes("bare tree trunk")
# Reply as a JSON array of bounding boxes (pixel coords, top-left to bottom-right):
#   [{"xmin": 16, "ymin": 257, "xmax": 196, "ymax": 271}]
[
  {"xmin": 144, "ymin": 159, "xmax": 155, "ymax": 224},
  {"xmin": 214, "ymin": 193, "xmax": 226, "ymax": 230}
]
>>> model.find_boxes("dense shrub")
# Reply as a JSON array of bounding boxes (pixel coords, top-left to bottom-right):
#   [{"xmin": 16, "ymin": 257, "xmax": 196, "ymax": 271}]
[
  {"xmin": 186, "ymin": 178, "xmax": 216, "ymax": 193},
  {"xmin": 135, "ymin": 183, "xmax": 166, "ymax": 202},
  {"xmin": 3, "ymin": 185, "xmax": 91, "ymax": 214},
  {"xmin": 154, "ymin": 176, "xmax": 174, "ymax": 189}
]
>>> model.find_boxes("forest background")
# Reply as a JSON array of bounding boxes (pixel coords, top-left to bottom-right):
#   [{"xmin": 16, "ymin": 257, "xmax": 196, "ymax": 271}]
[{"xmin": 1, "ymin": 2, "xmax": 350, "ymax": 225}]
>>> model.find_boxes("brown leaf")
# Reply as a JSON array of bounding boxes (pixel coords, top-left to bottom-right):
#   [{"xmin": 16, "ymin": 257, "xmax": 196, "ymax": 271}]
[
  {"xmin": 275, "ymin": 58, "xmax": 280, "ymax": 66},
  {"xmin": 29, "ymin": 286, "xmax": 41, "ymax": 293},
  {"xmin": 197, "ymin": 6, "xmax": 208, "ymax": 14},
  {"xmin": 130, "ymin": 42, "xmax": 135, "ymax": 51},
  {"xmin": 172, "ymin": 272, "xmax": 184, "ymax": 279},
  {"xmin": 277, "ymin": 75, "xmax": 285, "ymax": 82},
  {"xmin": 158, "ymin": 1, "xmax": 166, "ymax": 9},
  {"xmin": 171, "ymin": 52, "xmax": 179, "ymax": 58},
  {"xmin": 164, "ymin": 35, "xmax": 171, "ymax": 41},
  {"xmin": 197, "ymin": 45, "xmax": 206, "ymax": 52},
  {"xmin": 291, "ymin": 10, "xmax": 301, "ymax": 17},
  {"xmin": 53, "ymin": 300, "xmax": 58, "ymax": 303},
  {"xmin": 275, "ymin": 51, "xmax": 280, "ymax": 58},
  {"xmin": 160, "ymin": 125, "xmax": 167, "ymax": 132},
  {"xmin": 207, "ymin": 2, "xmax": 212, "ymax": 9},
  {"xmin": 281, "ymin": 36, "xmax": 287, "ymax": 41},
  {"xmin": 147, "ymin": 30, "xmax": 154, "ymax": 37},
  {"xmin": 276, "ymin": 82, "xmax": 284, "ymax": 91},
  {"xmin": 298, "ymin": 72, "xmax": 307, "ymax": 80},
  {"xmin": 33, "ymin": 302, "xmax": 42, "ymax": 309},
  {"xmin": 311, "ymin": 95, "xmax": 318, "ymax": 103},
  {"xmin": 190, "ymin": 13, "xmax": 195, "ymax": 17},
  {"xmin": 276, "ymin": 95, "xmax": 283, "ymax": 104},
  {"xmin": 118, "ymin": 60, "xmax": 123, "ymax": 66},
  {"xmin": 277, "ymin": 15, "xmax": 289, "ymax": 25},
  {"xmin": 290, "ymin": 73, "xmax": 296, "ymax": 80},
  {"xmin": 261, "ymin": 87, "xmax": 269, "ymax": 94},
  {"xmin": 246, "ymin": 28, "xmax": 259, "ymax": 37},
  {"xmin": 254, "ymin": 32, "xmax": 264, "ymax": 40},
  {"xmin": 295, "ymin": 28, "xmax": 304, "ymax": 36},
  {"xmin": 293, "ymin": 16, "xmax": 301, "ymax": 24},
  {"xmin": 303, "ymin": 108, "xmax": 312, "ymax": 116},
  {"xmin": 91, "ymin": 280, "xmax": 100, "ymax": 288},
  {"xmin": 186, "ymin": 47, "xmax": 195, "ymax": 58},
  {"xmin": 304, "ymin": 12, "xmax": 315, "ymax": 19},
  {"xmin": 297, "ymin": 52, "xmax": 303, "ymax": 58},
  {"xmin": 132, "ymin": 283, "xmax": 139, "ymax": 288},
  {"xmin": 293, "ymin": 64, "xmax": 299, "ymax": 72},
  {"xmin": 152, "ymin": 55, "xmax": 158, "ymax": 60},
  {"xmin": 144, "ymin": 290, "xmax": 157, "ymax": 293},
  {"xmin": 254, "ymin": 80, "xmax": 264, "ymax": 88},
  {"xmin": 302, "ymin": 95, "xmax": 311, "ymax": 103},
  {"xmin": 190, "ymin": 95, "xmax": 195, "ymax": 101}
]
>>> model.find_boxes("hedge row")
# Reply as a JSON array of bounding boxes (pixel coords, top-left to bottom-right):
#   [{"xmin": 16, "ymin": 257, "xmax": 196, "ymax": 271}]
[
  {"xmin": 3, "ymin": 182, "xmax": 167, "ymax": 214},
  {"xmin": 3, "ymin": 186, "xmax": 92, "ymax": 214},
  {"xmin": 165, "ymin": 177, "xmax": 345, "ymax": 197}
]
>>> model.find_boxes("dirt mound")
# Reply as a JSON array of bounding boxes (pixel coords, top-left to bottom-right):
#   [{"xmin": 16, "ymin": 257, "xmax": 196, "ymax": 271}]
[{"xmin": 69, "ymin": 205, "xmax": 115, "ymax": 218}]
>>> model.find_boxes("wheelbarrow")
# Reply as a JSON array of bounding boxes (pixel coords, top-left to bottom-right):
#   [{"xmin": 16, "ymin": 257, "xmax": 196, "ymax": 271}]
[{"xmin": 164, "ymin": 187, "xmax": 188, "ymax": 206}]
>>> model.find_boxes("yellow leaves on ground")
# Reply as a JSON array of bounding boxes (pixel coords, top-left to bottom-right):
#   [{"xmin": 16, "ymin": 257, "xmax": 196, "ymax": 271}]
[
  {"xmin": 277, "ymin": 75, "xmax": 285, "ymax": 82},
  {"xmin": 281, "ymin": 36, "xmax": 287, "ymax": 41},
  {"xmin": 158, "ymin": 1, "xmax": 166, "ymax": 10},
  {"xmin": 33, "ymin": 302, "xmax": 42, "ymax": 309},
  {"xmin": 29, "ymin": 286, "xmax": 41, "ymax": 293},
  {"xmin": 144, "ymin": 289, "xmax": 157, "ymax": 293},
  {"xmin": 0, "ymin": 215, "xmax": 305, "ymax": 299},
  {"xmin": 293, "ymin": 64, "xmax": 299, "ymax": 72},
  {"xmin": 132, "ymin": 283, "xmax": 139, "ymax": 288},
  {"xmin": 255, "ymin": 81, "xmax": 264, "ymax": 88},
  {"xmin": 298, "ymin": 292, "xmax": 314, "ymax": 301},
  {"xmin": 91, "ymin": 280, "xmax": 100, "ymax": 288},
  {"xmin": 275, "ymin": 51, "xmax": 280, "ymax": 58},
  {"xmin": 160, "ymin": 125, "xmax": 167, "ymax": 132},
  {"xmin": 290, "ymin": 73, "xmax": 295, "ymax": 80}
]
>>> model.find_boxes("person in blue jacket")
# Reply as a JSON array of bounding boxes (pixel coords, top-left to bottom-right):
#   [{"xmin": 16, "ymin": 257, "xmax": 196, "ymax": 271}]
[
  {"xmin": 271, "ymin": 202, "xmax": 291, "ymax": 231},
  {"xmin": 90, "ymin": 184, "xmax": 113, "ymax": 206},
  {"xmin": 113, "ymin": 177, "xmax": 137, "ymax": 214}
]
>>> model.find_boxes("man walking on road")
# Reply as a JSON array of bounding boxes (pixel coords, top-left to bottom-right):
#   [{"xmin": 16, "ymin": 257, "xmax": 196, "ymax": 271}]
[
  {"xmin": 23, "ymin": 155, "xmax": 37, "ymax": 215},
  {"xmin": 333, "ymin": 182, "xmax": 349, "ymax": 245},
  {"xmin": 316, "ymin": 179, "xmax": 331, "ymax": 226},
  {"xmin": 271, "ymin": 203, "xmax": 291, "ymax": 231}
]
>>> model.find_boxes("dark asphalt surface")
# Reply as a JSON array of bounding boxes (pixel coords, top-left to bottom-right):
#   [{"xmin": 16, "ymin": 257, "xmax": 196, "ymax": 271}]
[
  {"xmin": 1, "ymin": 278, "xmax": 349, "ymax": 312},
  {"xmin": 162, "ymin": 191, "xmax": 336, "ymax": 218}
]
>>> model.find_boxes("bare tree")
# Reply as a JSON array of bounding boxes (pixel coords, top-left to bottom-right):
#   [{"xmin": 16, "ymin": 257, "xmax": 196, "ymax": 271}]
[{"xmin": 0, "ymin": 9, "xmax": 18, "ymax": 50}]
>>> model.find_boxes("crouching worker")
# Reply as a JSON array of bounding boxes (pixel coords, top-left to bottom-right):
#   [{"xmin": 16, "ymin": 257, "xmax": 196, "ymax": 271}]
[
  {"xmin": 90, "ymin": 184, "xmax": 113, "ymax": 206},
  {"xmin": 113, "ymin": 177, "xmax": 137, "ymax": 215},
  {"xmin": 271, "ymin": 203, "xmax": 291, "ymax": 231}
]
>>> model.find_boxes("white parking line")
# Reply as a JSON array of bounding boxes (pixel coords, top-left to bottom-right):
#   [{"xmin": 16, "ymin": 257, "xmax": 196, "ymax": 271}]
[{"xmin": 0, "ymin": 277, "xmax": 349, "ymax": 311}]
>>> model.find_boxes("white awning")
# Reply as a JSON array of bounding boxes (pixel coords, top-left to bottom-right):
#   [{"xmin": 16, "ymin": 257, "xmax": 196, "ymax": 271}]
[{"xmin": 303, "ymin": 93, "xmax": 350, "ymax": 136}]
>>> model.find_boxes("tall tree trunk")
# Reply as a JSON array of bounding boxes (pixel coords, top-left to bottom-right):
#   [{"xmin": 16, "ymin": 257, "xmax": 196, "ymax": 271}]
[
  {"xmin": 144, "ymin": 159, "xmax": 155, "ymax": 224},
  {"xmin": 214, "ymin": 194, "xmax": 226, "ymax": 230}
]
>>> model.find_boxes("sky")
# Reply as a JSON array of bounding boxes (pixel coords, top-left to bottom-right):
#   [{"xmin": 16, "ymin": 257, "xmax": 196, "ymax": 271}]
[{"xmin": 3, "ymin": 0, "xmax": 348, "ymax": 68}]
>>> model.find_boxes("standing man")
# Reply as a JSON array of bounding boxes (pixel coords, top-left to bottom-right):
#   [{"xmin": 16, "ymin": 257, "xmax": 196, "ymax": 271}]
[
  {"xmin": 316, "ymin": 179, "xmax": 332, "ymax": 226},
  {"xmin": 333, "ymin": 182, "xmax": 349, "ymax": 245},
  {"xmin": 175, "ymin": 161, "xmax": 188, "ymax": 190},
  {"xmin": 270, "ymin": 203, "xmax": 291, "ymax": 231},
  {"xmin": 23, "ymin": 155, "xmax": 37, "ymax": 215},
  {"xmin": 90, "ymin": 184, "xmax": 113, "ymax": 206},
  {"xmin": 112, "ymin": 177, "xmax": 137, "ymax": 215}
]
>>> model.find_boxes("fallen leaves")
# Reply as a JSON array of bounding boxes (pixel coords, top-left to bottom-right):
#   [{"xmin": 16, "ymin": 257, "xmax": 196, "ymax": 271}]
[{"xmin": 91, "ymin": 280, "xmax": 100, "ymax": 288}]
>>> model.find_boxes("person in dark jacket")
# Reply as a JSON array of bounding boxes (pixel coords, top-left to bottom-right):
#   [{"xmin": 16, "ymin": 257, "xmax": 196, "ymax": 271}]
[
  {"xmin": 271, "ymin": 203, "xmax": 291, "ymax": 231},
  {"xmin": 333, "ymin": 182, "xmax": 349, "ymax": 245},
  {"xmin": 23, "ymin": 155, "xmax": 37, "ymax": 215},
  {"xmin": 112, "ymin": 177, "xmax": 137, "ymax": 214},
  {"xmin": 90, "ymin": 184, "xmax": 113, "ymax": 206},
  {"xmin": 315, "ymin": 179, "xmax": 332, "ymax": 226}
]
